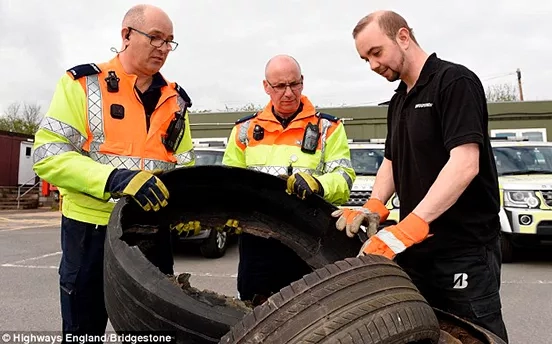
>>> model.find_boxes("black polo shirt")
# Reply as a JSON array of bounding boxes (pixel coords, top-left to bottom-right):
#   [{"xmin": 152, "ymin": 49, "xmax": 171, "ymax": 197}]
[
  {"xmin": 136, "ymin": 72, "xmax": 167, "ymax": 131},
  {"xmin": 384, "ymin": 53, "xmax": 500, "ymax": 253}
]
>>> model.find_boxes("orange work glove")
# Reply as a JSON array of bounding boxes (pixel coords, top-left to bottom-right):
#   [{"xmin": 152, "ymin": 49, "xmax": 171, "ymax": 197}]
[
  {"xmin": 358, "ymin": 212, "xmax": 429, "ymax": 260},
  {"xmin": 331, "ymin": 198, "xmax": 391, "ymax": 238}
]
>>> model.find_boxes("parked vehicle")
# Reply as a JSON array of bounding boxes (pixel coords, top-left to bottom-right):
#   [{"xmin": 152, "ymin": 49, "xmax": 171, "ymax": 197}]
[
  {"xmin": 193, "ymin": 139, "xmax": 226, "ymax": 166},
  {"xmin": 492, "ymin": 138, "xmax": 552, "ymax": 262},
  {"xmin": 172, "ymin": 138, "xmax": 231, "ymax": 258},
  {"xmin": 346, "ymin": 139, "xmax": 400, "ymax": 226}
]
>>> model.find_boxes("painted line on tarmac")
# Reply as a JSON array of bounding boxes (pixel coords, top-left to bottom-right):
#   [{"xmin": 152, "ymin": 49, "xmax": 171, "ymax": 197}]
[
  {"xmin": 0, "ymin": 251, "xmax": 62, "ymax": 269},
  {"xmin": 0, "ymin": 265, "xmax": 238, "ymax": 279},
  {"xmin": 1, "ymin": 263, "xmax": 58, "ymax": 269},
  {"xmin": 2, "ymin": 262, "xmax": 552, "ymax": 285},
  {"xmin": 0, "ymin": 223, "xmax": 59, "ymax": 232},
  {"xmin": 1, "ymin": 253, "xmax": 549, "ymax": 284},
  {"xmin": 1, "ymin": 252, "xmax": 238, "ymax": 278},
  {"xmin": 0, "ymin": 216, "xmax": 59, "ymax": 222},
  {"xmin": 8, "ymin": 251, "xmax": 62, "ymax": 264},
  {"xmin": 0, "ymin": 219, "xmax": 59, "ymax": 223},
  {"xmin": 176, "ymin": 271, "xmax": 238, "ymax": 278},
  {"xmin": 2, "ymin": 262, "xmax": 548, "ymax": 284}
]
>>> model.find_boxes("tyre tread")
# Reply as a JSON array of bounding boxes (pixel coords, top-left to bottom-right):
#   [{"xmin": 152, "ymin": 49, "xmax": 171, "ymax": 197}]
[{"xmin": 220, "ymin": 256, "xmax": 440, "ymax": 344}]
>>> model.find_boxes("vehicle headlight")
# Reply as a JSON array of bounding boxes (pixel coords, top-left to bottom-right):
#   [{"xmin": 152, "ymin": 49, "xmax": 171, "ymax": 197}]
[
  {"xmin": 391, "ymin": 195, "xmax": 400, "ymax": 208},
  {"xmin": 504, "ymin": 190, "xmax": 540, "ymax": 208}
]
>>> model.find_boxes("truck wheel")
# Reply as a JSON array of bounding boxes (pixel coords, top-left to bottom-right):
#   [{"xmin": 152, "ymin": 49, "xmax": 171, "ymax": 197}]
[
  {"xmin": 200, "ymin": 229, "xmax": 228, "ymax": 259},
  {"xmin": 220, "ymin": 255, "xmax": 441, "ymax": 344}
]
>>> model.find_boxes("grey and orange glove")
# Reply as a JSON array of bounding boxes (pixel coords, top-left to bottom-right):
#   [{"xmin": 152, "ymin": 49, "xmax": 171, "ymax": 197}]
[
  {"xmin": 286, "ymin": 172, "xmax": 324, "ymax": 200},
  {"xmin": 106, "ymin": 169, "xmax": 169, "ymax": 212},
  {"xmin": 358, "ymin": 212, "xmax": 429, "ymax": 260},
  {"xmin": 331, "ymin": 198, "xmax": 390, "ymax": 238}
]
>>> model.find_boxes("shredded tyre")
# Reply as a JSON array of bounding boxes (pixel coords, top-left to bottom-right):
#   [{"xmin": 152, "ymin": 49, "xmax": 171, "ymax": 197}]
[
  {"xmin": 104, "ymin": 166, "xmax": 359, "ymax": 343},
  {"xmin": 105, "ymin": 166, "xmax": 503, "ymax": 343}
]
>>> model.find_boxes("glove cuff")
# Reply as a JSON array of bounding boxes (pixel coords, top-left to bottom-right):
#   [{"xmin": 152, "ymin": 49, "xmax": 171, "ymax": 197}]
[
  {"xmin": 105, "ymin": 168, "xmax": 138, "ymax": 194},
  {"xmin": 314, "ymin": 177, "xmax": 324, "ymax": 196},
  {"xmin": 105, "ymin": 168, "xmax": 120, "ymax": 192},
  {"xmin": 363, "ymin": 198, "xmax": 390, "ymax": 223},
  {"xmin": 396, "ymin": 212, "xmax": 430, "ymax": 244}
]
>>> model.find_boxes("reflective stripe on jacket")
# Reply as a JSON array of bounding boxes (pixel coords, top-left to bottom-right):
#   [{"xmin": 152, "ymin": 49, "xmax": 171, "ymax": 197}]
[
  {"xmin": 222, "ymin": 95, "xmax": 355, "ymax": 206},
  {"xmin": 32, "ymin": 56, "xmax": 194, "ymax": 225}
]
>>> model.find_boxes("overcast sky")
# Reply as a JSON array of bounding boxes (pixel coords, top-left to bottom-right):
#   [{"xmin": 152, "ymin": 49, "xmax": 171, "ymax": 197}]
[{"xmin": 1, "ymin": 0, "xmax": 551, "ymax": 114}]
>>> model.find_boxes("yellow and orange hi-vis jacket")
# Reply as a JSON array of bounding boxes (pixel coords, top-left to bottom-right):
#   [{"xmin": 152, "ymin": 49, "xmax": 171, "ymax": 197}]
[{"xmin": 223, "ymin": 95, "xmax": 355, "ymax": 206}]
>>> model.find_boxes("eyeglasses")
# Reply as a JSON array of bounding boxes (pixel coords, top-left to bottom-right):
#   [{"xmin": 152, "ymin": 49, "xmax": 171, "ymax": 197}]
[
  {"xmin": 266, "ymin": 80, "xmax": 303, "ymax": 93},
  {"xmin": 128, "ymin": 27, "xmax": 178, "ymax": 51}
]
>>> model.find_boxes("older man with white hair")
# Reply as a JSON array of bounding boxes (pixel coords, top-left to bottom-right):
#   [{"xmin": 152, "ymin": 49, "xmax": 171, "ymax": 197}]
[
  {"xmin": 33, "ymin": 4, "xmax": 194, "ymax": 337},
  {"xmin": 223, "ymin": 54, "xmax": 356, "ymax": 305}
]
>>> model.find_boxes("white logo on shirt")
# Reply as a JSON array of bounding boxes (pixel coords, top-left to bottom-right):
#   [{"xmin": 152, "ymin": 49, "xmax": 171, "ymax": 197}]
[
  {"xmin": 453, "ymin": 273, "xmax": 469, "ymax": 289},
  {"xmin": 414, "ymin": 103, "xmax": 433, "ymax": 108}
]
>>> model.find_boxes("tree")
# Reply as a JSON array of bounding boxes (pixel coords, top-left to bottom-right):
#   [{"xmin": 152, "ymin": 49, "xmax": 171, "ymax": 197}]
[
  {"xmin": 485, "ymin": 83, "xmax": 520, "ymax": 102},
  {"xmin": 222, "ymin": 102, "xmax": 263, "ymax": 113},
  {"xmin": 0, "ymin": 102, "xmax": 42, "ymax": 135},
  {"xmin": 190, "ymin": 102, "xmax": 330, "ymax": 114},
  {"xmin": 189, "ymin": 109, "xmax": 212, "ymax": 114}
]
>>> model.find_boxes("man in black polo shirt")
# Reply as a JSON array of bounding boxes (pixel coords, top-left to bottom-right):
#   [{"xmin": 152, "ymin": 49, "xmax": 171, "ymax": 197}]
[{"xmin": 332, "ymin": 10, "xmax": 508, "ymax": 342}]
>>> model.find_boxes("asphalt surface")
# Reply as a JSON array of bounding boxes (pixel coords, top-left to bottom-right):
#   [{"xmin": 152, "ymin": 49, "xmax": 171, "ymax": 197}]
[{"xmin": 0, "ymin": 209, "xmax": 550, "ymax": 343}]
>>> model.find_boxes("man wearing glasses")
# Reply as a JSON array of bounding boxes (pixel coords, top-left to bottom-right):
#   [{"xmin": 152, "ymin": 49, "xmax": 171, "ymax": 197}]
[
  {"xmin": 32, "ymin": 4, "xmax": 194, "ymax": 339},
  {"xmin": 223, "ymin": 54, "xmax": 356, "ymax": 305}
]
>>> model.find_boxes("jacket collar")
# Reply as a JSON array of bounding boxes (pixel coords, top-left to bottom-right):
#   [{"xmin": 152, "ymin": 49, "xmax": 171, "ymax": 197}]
[
  {"xmin": 106, "ymin": 55, "xmax": 171, "ymax": 91},
  {"xmin": 149, "ymin": 72, "xmax": 168, "ymax": 90},
  {"xmin": 257, "ymin": 95, "xmax": 317, "ymax": 123}
]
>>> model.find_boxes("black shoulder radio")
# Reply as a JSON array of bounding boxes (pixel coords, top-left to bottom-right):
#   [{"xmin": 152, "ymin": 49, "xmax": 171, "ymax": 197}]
[
  {"xmin": 301, "ymin": 114, "xmax": 322, "ymax": 154},
  {"xmin": 163, "ymin": 84, "xmax": 192, "ymax": 152}
]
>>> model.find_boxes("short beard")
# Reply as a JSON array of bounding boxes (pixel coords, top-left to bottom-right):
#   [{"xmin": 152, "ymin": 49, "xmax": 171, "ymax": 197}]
[
  {"xmin": 388, "ymin": 70, "xmax": 400, "ymax": 82},
  {"xmin": 387, "ymin": 51, "xmax": 405, "ymax": 82}
]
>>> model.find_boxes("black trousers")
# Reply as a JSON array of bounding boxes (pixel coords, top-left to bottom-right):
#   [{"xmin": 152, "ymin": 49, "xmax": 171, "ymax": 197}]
[
  {"xmin": 396, "ymin": 236, "xmax": 509, "ymax": 343},
  {"xmin": 237, "ymin": 233, "xmax": 312, "ymax": 303},
  {"xmin": 59, "ymin": 216, "xmax": 173, "ymax": 342}
]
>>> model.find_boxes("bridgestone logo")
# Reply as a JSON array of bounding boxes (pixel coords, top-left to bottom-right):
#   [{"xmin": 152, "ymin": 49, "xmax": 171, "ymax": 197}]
[{"xmin": 453, "ymin": 273, "xmax": 468, "ymax": 289}]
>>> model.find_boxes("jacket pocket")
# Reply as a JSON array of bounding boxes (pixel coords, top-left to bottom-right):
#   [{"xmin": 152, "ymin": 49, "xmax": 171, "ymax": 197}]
[
  {"xmin": 471, "ymin": 291, "xmax": 502, "ymax": 318},
  {"xmin": 245, "ymin": 148, "xmax": 268, "ymax": 167},
  {"xmin": 99, "ymin": 140, "xmax": 134, "ymax": 156}
]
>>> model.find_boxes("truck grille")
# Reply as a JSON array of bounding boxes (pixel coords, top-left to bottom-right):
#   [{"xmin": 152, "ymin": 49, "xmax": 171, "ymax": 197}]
[
  {"xmin": 344, "ymin": 190, "xmax": 371, "ymax": 207},
  {"xmin": 541, "ymin": 191, "xmax": 552, "ymax": 207}
]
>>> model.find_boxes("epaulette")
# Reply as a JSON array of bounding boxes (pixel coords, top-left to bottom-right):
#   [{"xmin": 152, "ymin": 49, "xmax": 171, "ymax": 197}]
[
  {"xmin": 174, "ymin": 83, "xmax": 193, "ymax": 107},
  {"xmin": 235, "ymin": 112, "xmax": 258, "ymax": 125},
  {"xmin": 318, "ymin": 112, "xmax": 339, "ymax": 122},
  {"xmin": 66, "ymin": 63, "xmax": 101, "ymax": 80}
]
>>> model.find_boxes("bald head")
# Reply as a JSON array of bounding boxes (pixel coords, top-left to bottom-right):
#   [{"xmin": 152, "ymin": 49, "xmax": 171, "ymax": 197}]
[
  {"xmin": 122, "ymin": 4, "xmax": 146, "ymax": 27},
  {"xmin": 262, "ymin": 54, "xmax": 304, "ymax": 117},
  {"xmin": 352, "ymin": 10, "xmax": 418, "ymax": 45},
  {"xmin": 264, "ymin": 54, "xmax": 302, "ymax": 79},
  {"xmin": 118, "ymin": 4, "xmax": 174, "ymax": 78},
  {"xmin": 122, "ymin": 4, "xmax": 172, "ymax": 29}
]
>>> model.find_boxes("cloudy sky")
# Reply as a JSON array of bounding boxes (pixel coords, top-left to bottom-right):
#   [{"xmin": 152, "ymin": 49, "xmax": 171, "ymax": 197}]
[{"xmin": 1, "ymin": 0, "xmax": 551, "ymax": 114}]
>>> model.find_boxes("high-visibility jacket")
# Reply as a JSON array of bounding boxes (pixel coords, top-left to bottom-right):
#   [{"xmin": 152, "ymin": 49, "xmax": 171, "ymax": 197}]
[
  {"xmin": 223, "ymin": 95, "xmax": 355, "ymax": 205},
  {"xmin": 32, "ymin": 56, "xmax": 195, "ymax": 225}
]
